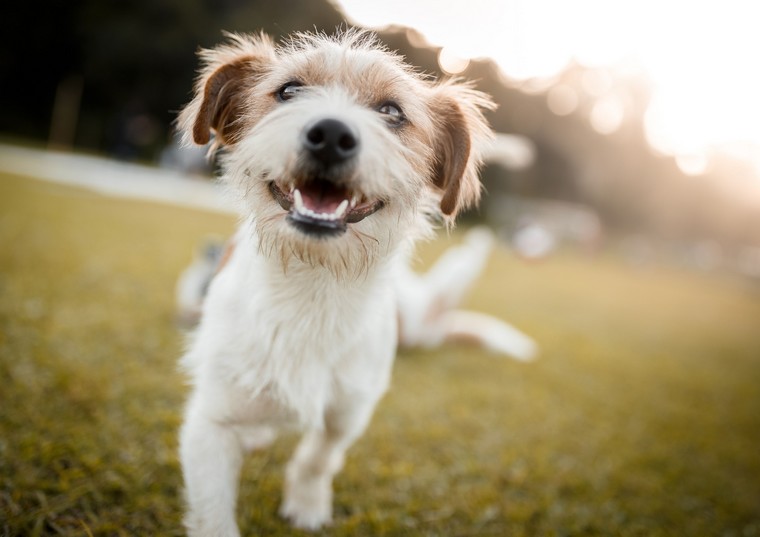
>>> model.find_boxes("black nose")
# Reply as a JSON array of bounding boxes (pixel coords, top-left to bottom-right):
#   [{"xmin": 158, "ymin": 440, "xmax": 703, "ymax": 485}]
[{"xmin": 302, "ymin": 118, "xmax": 359, "ymax": 167}]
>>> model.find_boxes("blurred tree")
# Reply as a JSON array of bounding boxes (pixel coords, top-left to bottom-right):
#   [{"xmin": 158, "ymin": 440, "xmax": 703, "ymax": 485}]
[{"xmin": 0, "ymin": 0, "xmax": 344, "ymax": 160}]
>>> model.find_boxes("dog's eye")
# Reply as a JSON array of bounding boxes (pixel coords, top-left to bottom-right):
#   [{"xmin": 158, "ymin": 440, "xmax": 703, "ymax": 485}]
[
  {"xmin": 378, "ymin": 101, "xmax": 406, "ymax": 126},
  {"xmin": 277, "ymin": 82, "xmax": 304, "ymax": 102}
]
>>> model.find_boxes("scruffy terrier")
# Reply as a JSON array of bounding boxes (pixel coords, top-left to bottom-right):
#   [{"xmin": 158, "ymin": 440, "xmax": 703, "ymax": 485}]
[{"xmin": 177, "ymin": 29, "xmax": 535, "ymax": 536}]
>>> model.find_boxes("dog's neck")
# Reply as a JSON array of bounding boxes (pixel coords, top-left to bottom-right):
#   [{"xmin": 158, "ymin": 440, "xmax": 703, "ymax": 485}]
[
  {"xmin": 238, "ymin": 219, "xmax": 399, "ymax": 292},
  {"xmin": 240, "ymin": 215, "xmax": 409, "ymax": 287}
]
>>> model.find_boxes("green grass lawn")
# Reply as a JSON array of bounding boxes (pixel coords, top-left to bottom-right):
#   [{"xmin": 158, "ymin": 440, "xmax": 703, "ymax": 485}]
[{"xmin": 1, "ymin": 171, "xmax": 759, "ymax": 536}]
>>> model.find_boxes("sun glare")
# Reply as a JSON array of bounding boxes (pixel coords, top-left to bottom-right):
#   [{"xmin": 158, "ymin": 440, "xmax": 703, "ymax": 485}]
[
  {"xmin": 438, "ymin": 47, "xmax": 470, "ymax": 75},
  {"xmin": 335, "ymin": 0, "xmax": 760, "ymax": 177}
]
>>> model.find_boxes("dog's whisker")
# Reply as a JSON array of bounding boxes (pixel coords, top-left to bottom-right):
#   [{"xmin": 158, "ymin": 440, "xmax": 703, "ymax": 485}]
[
  {"xmin": 345, "ymin": 227, "xmax": 372, "ymax": 281},
  {"xmin": 352, "ymin": 227, "xmax": 380, "ymax": 246}
]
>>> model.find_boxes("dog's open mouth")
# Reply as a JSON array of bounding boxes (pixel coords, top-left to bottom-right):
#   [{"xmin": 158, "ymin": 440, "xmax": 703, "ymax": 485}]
[{"xmin": 269, "ymin": 180, "xmax": 384, "ymax": 237}]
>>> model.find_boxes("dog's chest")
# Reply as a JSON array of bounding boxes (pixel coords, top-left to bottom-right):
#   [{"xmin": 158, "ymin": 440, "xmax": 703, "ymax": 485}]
[
  {"xmin": 208, "ymin": 255, "xmax": 397, "ymax": 426},
  {"xmin": 246, "ymin": 271, "xmax": 373, "ymax": 356}
]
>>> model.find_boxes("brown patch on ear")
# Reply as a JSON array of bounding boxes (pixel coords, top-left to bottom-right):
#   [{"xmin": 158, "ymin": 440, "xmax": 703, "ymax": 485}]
[
  {"xmin": 193, "ymin": 58, "xmax": 258, "ymax": 146},
  {"xmin": 432, "ymin": 98, "xmax": 472, "ymax": 215}
]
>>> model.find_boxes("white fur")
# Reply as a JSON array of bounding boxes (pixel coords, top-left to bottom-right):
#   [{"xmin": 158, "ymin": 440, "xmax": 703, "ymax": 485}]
[
  {"xmin": 177, "ymin": 30, "xmax": 535, "ymax": 536},
  {"xmin": 181, "ymin": 223, "xmax": 399, "ymax": 534}
]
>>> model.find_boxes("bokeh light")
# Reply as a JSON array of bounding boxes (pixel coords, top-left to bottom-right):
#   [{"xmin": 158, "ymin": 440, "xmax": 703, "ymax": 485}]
[
  {"xmin": 546, "ymin": 85, "xmax": 579, "ymax": 116},
  {"xmin": 336, "ymin": 0, "xmax": 760, "ymax": 177},
  {"xmin": 438, "ymin": 47, "xmax": 470, "ymax": 75},
  {"xmin": 590, "ymin": 96, "xmax": 624, "ymax": 135}
]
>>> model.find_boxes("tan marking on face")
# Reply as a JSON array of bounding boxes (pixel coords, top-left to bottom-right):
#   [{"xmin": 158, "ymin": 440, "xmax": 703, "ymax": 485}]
[{"xmin": 179, "ymin": 29, "xmax": 496, "ymax": 271}]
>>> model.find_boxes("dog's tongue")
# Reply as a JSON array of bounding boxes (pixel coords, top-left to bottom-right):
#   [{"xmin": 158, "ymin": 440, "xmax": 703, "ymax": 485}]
[{"xmin": 299, "ymin": 181, "xmax": 349, "ymax": 214}]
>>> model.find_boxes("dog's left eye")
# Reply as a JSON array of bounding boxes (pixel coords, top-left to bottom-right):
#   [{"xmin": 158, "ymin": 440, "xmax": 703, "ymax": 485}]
[{"xmin": 378, "ymin": 101, "xmax": 406, "ymax": 126}]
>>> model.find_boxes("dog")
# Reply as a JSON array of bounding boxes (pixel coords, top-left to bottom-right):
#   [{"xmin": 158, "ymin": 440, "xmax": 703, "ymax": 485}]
[{"xmin": 176, "ymin": 29, "xmax": 535, "ymax": 536}]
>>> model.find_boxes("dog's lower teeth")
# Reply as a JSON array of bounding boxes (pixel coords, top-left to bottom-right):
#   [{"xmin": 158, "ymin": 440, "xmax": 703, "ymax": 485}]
[
  {"xmin": 291, "ymin": 188, "xmax": 350, "ymax": 222},
  {"xmin": 297, "ymin": 206, "xmax": 336, "ymax": 221}
]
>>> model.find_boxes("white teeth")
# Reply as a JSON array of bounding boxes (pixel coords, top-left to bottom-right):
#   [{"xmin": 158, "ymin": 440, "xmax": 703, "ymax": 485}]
[
  {"xmin": 335, "ymin": 200, "xmax": 349, "ymax": 218},
  {"xmin": 350, "ymin": 195, "xmax": 360, "ymax": 208},
  {"xmin": 291, "ymin": 190, "xmax": 350, "ymax": 221},
  {"xmin": 293, "ymin": 189, "xmax": 304, "ymax": 212}
]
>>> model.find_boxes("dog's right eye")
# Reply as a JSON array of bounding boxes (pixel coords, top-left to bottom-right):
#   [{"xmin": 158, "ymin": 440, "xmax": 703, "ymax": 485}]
[{"xmin": 276, "ymin": 82, "xmax": 304, "ymax": 102}]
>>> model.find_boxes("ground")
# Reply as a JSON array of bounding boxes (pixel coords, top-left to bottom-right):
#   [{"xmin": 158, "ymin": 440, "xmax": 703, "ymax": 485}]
[{"xmin": 1, "ymin": 172, "xmax": 759, "ymax": 536}]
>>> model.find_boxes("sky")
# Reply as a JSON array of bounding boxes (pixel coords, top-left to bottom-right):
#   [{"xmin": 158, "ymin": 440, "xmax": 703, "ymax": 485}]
[{"xmin": 333, "ymin": 0, "xmax": 760, "ymax": 177}]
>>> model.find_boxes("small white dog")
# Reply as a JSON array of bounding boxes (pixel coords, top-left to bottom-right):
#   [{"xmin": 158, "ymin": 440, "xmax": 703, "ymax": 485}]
[{"xmin": 177, "ymin": 29, "xmax": 535, "ymax": 536}]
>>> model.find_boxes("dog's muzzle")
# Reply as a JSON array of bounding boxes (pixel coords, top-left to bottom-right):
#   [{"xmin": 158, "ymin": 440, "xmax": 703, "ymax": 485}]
[{"xmin": 268, "ymin": 118, "xmax": 385, "ymax": 238}]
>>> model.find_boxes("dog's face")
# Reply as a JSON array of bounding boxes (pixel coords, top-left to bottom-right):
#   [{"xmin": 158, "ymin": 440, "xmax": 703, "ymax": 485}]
[{"xmin": 180, "ymin": 30, "xmax": 493, "ymax": 277}]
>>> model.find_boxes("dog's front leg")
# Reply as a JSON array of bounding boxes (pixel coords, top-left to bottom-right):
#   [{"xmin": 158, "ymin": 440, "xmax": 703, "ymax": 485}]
[
  {"xmin": 180, "ymin": 392, "xmax": 244, "ymax": 537},
  {"xmin": 280, "ymin": 398, "xmax": 377, "ymax": 530}
]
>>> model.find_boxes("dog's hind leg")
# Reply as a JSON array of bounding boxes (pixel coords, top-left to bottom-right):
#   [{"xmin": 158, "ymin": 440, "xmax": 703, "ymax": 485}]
[
  {"xmin": 439, "ymin": 309, "xmax": 537, "ymax": 361},
  {"xmin": 396, "ymin": 226, "xmax": 537, "ymax": 360},
  {"xmin": 422, "ymin": 225, "xmax": 497, "ymax": 310},
  {"xmin": 396, "ymin": 226, "xmax": 494, "ymax": 347}
]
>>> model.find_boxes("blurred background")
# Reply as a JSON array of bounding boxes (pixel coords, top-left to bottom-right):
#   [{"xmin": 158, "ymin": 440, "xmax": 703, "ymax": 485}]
[
  {"xmin": 2, "ymin": 2, "xmax": 760, "ymax": 534},
  {"xmin": 2, "ymin": 0, "xmax": 760, "ymax": 277}
]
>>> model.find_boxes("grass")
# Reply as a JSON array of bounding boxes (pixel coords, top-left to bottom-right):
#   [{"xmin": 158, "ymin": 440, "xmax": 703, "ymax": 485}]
[{"xmin": 1, "ymin": 171, "xmax": 759, "ymax": 536}]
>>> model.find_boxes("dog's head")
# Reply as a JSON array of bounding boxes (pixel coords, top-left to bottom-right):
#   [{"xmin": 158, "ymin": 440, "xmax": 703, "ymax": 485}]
[{"xmin": 179, "ymin": 30, "xmax": 494, "ymax": 276}]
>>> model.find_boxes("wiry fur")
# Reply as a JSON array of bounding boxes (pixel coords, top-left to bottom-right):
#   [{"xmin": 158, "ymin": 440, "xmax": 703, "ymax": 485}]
[{"xmin": 177, "ymin": 29, "xmax": 505, "ymax": 536}]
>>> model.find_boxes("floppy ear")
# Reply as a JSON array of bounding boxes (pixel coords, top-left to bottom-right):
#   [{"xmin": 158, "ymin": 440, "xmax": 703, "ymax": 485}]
[
  {"xmin": 178, "ymin": 32, "xmax": 276, "ymax": 148},
  {"xmin": 430, "ymin": 83, "xmax": 495, "ymax": 218}
]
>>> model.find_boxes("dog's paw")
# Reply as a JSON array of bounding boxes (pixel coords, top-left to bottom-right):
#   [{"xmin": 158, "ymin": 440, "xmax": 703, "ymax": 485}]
[
  {"xmin": 184, "ymin": 514, "xmax": 241, "ymax": 537},
  {"xmin": 279, "ymin": 499, "xmax": 332, "ymax": 531},
  {"xmin": 279, "ymin": 479, "xmax": 333, "ymax": 531}
]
